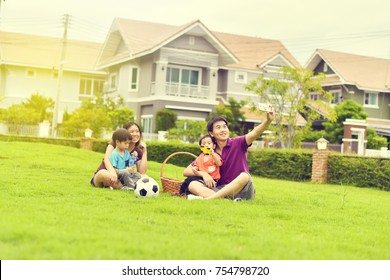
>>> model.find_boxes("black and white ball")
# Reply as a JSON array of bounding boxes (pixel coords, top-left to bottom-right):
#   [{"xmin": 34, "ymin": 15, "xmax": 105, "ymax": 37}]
[{"xmin": 134, "ymin": 177, "xmax": 160, "ymax": 198}]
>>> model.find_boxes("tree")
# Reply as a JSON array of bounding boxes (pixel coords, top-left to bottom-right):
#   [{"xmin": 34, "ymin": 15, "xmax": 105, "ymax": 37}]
[
  {"xmin": 1, "ymin": 93, "xmax": 54, "ymax": 134},
  {"xmin": 2, "ymin": 104, "xmax": 39, "ymax": 134},
  {"xmin": 246, "ymin": 66, "xmax": 335, "ymax": 148},
  {"xmin": 155, "ymin": 109, "xmax": 177, "ymax": 132},
  {"xmin": 322, "ymin": 99, "xmax": 388, "ymax": 148},
  {"xmin": 166, "ymin": 119, "xmax": 207, "ymax": 143},
  {"xmin": 108, "ymin": 108, "xmax": 134, "ymax": 130},
  {"xmin": 322, "ymin": 100, "xmax": 368, "ymax": 143},
  {"xmin": 61, "ymin": 93, "xmax": 115, "ymax": 138},
  {"xmin": 23, "ymin": 93, "xmax": 54, "ymax": 123}
]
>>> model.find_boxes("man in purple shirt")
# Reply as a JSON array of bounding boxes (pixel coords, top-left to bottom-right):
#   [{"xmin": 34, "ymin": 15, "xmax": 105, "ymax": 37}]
[{"xmin": 183, "ymin": 111, "xmax": 274, "ymax": 200}]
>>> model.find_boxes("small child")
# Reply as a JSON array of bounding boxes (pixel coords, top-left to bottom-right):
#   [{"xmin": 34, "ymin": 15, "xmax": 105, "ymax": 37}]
[
  {"xmin": 109, "ymin": 128, "xmax": 141, "ymax": 190},
  {"xmin": 179, "ymin": 135, "xmax": 222, "ymax": 195}
]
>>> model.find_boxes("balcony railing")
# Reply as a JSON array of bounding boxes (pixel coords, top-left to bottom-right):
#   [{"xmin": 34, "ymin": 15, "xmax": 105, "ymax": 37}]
[{"xmin": 151, "ymin": 82, "xmax": 209, "ymax": 99}]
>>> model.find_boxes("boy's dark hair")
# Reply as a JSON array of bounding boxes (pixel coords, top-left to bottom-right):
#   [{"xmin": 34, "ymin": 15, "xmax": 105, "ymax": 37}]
[
  {"xmin": 207, "ymin": 116, "xmax": 228, "ymax": 132},
  {"xmin": 112, "ymin": 128, "xmax": 132, "ymax": 143},
  {"xmin": 198, "ymin": 135, "xmax": 213, "ymax": 146}
]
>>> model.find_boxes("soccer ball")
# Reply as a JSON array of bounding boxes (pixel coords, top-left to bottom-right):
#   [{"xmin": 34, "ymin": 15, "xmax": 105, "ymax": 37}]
[{"xmin": 134, "ymin": 177, "xmax": 160, "ymax": 198}]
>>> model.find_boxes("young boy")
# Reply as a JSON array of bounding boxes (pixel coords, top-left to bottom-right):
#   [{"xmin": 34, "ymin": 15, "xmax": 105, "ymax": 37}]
[
  {"xmin": 109, "ymin": 128, "xmax": 141, "ymax": 190},
  {"xmin": 180, "ymin": 135, "xmax": 222, "ymax": 196}
]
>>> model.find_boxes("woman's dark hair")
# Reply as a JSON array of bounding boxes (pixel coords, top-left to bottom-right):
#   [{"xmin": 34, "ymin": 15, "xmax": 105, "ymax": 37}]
[
  {"xmin": 207, "ymin": 116, "xmax": 228, "ymax": 132},
  {"xmin": 123, "ymin": 121, "xmax": 142, "ymax": 146}
]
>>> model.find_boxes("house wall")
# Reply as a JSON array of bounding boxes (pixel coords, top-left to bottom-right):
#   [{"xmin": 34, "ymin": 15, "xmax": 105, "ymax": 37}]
[
  {"xmin": 218, "ymin": 69, "xmax": 259, "ymax": 104},
  {"xmin": 0, "ymin": 65, "xmax": 84, "ymax": 121},
  {"xmin": 323, "ymin": 83, "xmax": 390, "ymax": 121},
  {"xmin": 166, "ymin": 35, "xmax": 218, "ymax": 54}
]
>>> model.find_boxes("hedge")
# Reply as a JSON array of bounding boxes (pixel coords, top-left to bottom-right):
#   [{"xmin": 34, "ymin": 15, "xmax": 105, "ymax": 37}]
[
  {"xmin": 248, "ymin": 148, "xmax": 312, "ymax": 181},
  {"xmin": 328, "ymin": 155, "xmax": 390, "ymax": 191},
  {"xmin": 1, "ymin": 135, "xmax": 389, "ymax": 191}
]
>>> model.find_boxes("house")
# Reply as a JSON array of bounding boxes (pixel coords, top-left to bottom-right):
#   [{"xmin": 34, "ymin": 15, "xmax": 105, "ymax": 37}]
[
  {"xmin": 305, "ymin": 49, "xmax": 390, "ymax": 141},
  {"xmin": 96, "ymin": 18, "xmax": 301, "ymax": 134},
  {"xmin": 0, "ymin": 18, "xmax": 300, "ymax": 136},
  {"xmin": 0, "ymin": 31, "xmax": 106, "ymax": 124}
]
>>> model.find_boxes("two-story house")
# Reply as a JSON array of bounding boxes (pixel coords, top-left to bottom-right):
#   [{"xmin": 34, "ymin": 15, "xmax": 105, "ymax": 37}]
[
  {"xmin": 0, "ymin": 31, "xmax": 106, "ymax": 124},
  {"xmin": 96, "ymin": 18, "xmax": 301, "ymax": 134},
  {"xmin": 306, "ymin": 49, "xmax": 390, "ymax": 141}
]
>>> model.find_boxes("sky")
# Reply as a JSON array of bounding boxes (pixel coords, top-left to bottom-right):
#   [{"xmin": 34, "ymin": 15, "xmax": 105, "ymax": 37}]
[{"xmin": 1, "ymin": 0, "xmax": 389, "ymax": 65}]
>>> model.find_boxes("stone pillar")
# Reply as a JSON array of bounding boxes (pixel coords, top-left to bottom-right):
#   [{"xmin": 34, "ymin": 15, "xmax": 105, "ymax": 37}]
[
  {"xmin": 80, "ymin": 137, "xmax": 94, "ymax": 150},
  {"xmin": 311, "ymin": 150, "xmax": 330, "ymax": 183}
]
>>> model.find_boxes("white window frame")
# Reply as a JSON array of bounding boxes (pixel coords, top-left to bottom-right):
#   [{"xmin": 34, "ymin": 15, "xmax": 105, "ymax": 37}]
[
  {"xmin": 323, "ymin": 63, "xmax": 328, "ymax": 72},
  {"xmin": 128, "ymin": 66, "xmax": 140, "ymax": 92},
  {"xmin": 79, "ymin": 76, "xmax": 105, "ymax": 97},
  {"xmin": 309, "ymin": 92, "xmax": 319, "ymax": 101},
  {"xmin": 235, "ymin": 71, "xmax": 247, "ymax": 84},
  {"xmin": 141, "ymin": 115, "xmax": 153, "ymax": 134},
  {"xmin": 25, "ymin": 69, "xmax": 37, "ymax": 78},
  {"xmin": 109, "ymin": 73, "xmax": 118, "ymax": 91},
  {"xmin": 330, "ymin": 89, "xmax": 342, "ymax": 105},
  {"xmin": 166, "ymin": 66, "xmax": 201, "ymax": 86},
  {"xmin": 364, "ymin": 92, "xmax": 379, "ymax": 108}
]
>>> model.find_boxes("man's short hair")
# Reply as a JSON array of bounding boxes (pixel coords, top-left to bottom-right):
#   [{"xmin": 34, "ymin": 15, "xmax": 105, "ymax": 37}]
[{"xmin": 207, "ymin": 116, "xmax": 228, "ymax": 132}]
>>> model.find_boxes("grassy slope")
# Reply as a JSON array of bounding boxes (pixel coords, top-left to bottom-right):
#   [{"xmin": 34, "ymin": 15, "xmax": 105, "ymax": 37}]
[{"xmin": 0, "ymin": 141, "xmax": 389, "ymax": 260}]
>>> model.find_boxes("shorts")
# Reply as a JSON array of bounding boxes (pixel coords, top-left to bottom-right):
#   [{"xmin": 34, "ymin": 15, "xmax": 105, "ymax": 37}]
[{"xmin": 214, "ymin": 174, "xmax": 255, "ymax": 200}]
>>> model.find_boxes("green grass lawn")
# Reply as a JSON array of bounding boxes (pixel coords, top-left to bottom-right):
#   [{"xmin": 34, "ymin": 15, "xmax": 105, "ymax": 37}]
[{"xmin": 0, "ymin": 141, "xmax": 389, "ymax": 260}]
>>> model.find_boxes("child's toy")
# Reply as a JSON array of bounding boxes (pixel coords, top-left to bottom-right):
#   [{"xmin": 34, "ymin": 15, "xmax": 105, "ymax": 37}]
[{"xmin": 200, "ymin": 146, "xmax": 211, "ymax": 154}]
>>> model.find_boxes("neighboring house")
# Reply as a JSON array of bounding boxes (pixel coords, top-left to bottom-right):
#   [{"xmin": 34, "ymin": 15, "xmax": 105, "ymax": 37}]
[
  {"xmin": 305, "ymin": 49, "xmax": 390, "ymax": 140},
  {"xmin": 0, "ymin": 18, "xmax": 301, "ymax": 135},
  {"xmin": 0, "ymin": 31, "xmax": 106, "ymax": 124},
  {"xmin": 96, "ymin": 18, "xmax": 301, "ymax": 134}
]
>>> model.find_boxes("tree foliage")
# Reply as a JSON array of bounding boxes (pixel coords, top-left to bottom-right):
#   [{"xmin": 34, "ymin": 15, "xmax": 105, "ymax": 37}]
[
  {"xmin": 61, "ymin": 93, "xmax": 131, "ymax": 138},
  {"xmin": 108, "ymin": 108, "xmax": 134, "ymax": 130},
  {"xmin": 0, "ymin": 93, "xmax": 54, "ymax": 134},
  {"xmin": 23, "ymin": 93, "xmax": 54, "ymax": 122},
  {"xmin": 167, "ymin": 119, "xmax": 207, "ymax": 143},
  {"xmin": 246, "ymin": 66, "xmax": 335, "ymax": 148},
  {"xmin": 322, "ymin": 99, "xmax": 388, "ymax": 148},
  {"xmin": 322, "ymin": 100, "xmax": 368, "ymax": 143},
  {"xmin": 155, "ymin": 109, "xmax": 177, "ymax": 132},
  {"xmin": 207, "ymin": 97, "xmax": 246, "ymax": 136}
]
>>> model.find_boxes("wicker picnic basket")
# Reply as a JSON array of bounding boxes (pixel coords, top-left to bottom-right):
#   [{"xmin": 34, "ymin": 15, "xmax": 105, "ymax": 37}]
[{"xmin": 160, "ymin": 151, "xmax": 197, "ymax": 195}]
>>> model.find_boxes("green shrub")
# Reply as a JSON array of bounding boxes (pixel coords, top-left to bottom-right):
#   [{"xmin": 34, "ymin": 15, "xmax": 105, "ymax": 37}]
[
  {"xmin": 248, "ymin": 149, "xmax": 312, "ymax": 181},
  {"xmin": 328, "ymin": 155, "xmax": 390, "ymax": 191}
]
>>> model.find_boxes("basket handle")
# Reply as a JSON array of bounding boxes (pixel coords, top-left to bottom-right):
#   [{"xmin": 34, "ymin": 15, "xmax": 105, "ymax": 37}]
[{"xmin": 160, "ymin": 151, "xmax": 197, "ymax": 178}]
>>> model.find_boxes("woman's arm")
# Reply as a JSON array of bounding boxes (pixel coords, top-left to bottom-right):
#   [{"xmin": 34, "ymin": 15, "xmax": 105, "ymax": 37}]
[
  {"xmin": 103, "ymin": 144, "xmax": 118, "ymax": 184},
  {"xmin": 136, "ymin": 142, "xmax": 148, "ymax": 175}
]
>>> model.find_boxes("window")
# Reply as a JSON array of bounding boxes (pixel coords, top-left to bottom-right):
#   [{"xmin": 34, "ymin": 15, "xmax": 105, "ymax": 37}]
[
  {"xmin": 309, "ymin": 92, "xmax": 319, "ymax": 101},
  {"xmin": 141, "ymin": 115, "xmax": 153, "ymax": 134},
  {"xmin": 109, "ymin": 73, "xmax": 118, "ymax": 90},
  {"xmin": 364, "ymin": 92, "xmax": 378, "ymax": 107},
  {"xmin": 26, "ymin": 69, "xmax": 37, "ymax": 78},
  {"xmin": 79, "ymin": 76, "xmax": 105, "ymax": 97},
  {"xmin": 323, "ymin": 63, "xmax": 328, "ymax": 72},
  {"xmin": 330, "ymin": 90, "xmax": 342, "ymax": 104},
  {"xmin": 129, "ymin": 67, "xmax": 139, "ymax": 91},
  {"xmin": 166, "ymin": 67, "xmax": 199, "ymax": 86},
  {"xmin": 235, "ymin": 71, "xmax": 247, "ymax": 84}
]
